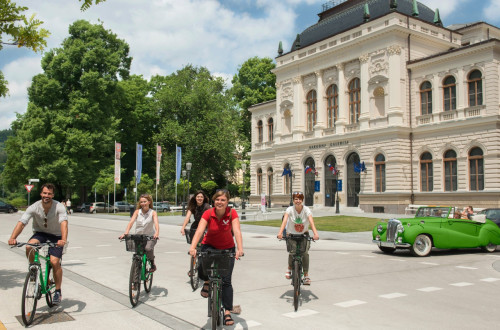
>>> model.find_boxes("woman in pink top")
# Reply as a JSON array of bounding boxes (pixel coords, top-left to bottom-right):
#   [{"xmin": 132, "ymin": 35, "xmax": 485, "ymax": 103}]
[{"xmin": 189, "ymin": 190, "xmax": 243, "ymax": 326}]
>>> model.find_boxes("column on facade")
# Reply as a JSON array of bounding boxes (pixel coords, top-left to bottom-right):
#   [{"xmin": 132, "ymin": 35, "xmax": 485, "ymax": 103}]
[
  {"xmin": 387, "ymin": 45, "xmax": 404, "ymax": 125},
  {"xmin": 358, "ymin": 55, "xmax": 370, "ymax": 130},
  {"xmin": 433, "ymin": 74, "xmax": 442, "ymax": 120},
  {"xmin": 274, "ymin": 82, "xmax": 282, "ymax": 142},
  {"xmin": 457, "ymin": 69, "xmax": 466, "ymax": 119},
  {"xmin": 292, "ymin": 76, "xmax": 304, "ymax": 139},
  {"xmin": 314, "ymin": 70, "xmax": 326, "ymax": 136},
  {"xmin": 336, "ymin": 63, "xmax": 347, "ymax": 133}
]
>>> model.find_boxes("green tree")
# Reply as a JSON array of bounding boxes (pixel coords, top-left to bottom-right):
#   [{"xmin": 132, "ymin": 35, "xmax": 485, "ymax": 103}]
[
  {"xmin": 3, "ymin": 20, "xmax": 132, "ymax": 199},
  {"xmin": 230, "ymin": 56, "xmax": 276, "ymax": 143}
]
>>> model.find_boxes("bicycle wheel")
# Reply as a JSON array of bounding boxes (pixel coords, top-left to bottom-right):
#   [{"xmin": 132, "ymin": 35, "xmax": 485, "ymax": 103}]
[
  {"xmin": 45, "ymin": 264, "xmax": 56, "ymax": 307},
  {"xmin": 189, "ymin": 255, "xmax": 200, "ymax": 291},
  {"xmin": 211, "ymin": 283, "xmax": 219, "ymax": 330},
  {"xmin": 129, "ymin": 258, "xmax": 141, "ymax": 307},
  {"xmin": 144, "ymin": 259, "xmax": 153, "ymax": 293},
  {"xmin": 21, "ymin": 269, "xmax": 39, "ymax": 326},
  {"xmin": 293, "ymin": 260, "xmax": 300, "ymax": 311}
]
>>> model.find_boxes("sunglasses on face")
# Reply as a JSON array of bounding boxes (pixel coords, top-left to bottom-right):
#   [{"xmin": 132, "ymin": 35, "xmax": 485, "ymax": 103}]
[
  {"xmin": 44, "ymin": 217, "xmax": 48, "ymax": 228},
  {"xmin": 292, "ymin": 191, "xmax": 304, "ymax": 195}
]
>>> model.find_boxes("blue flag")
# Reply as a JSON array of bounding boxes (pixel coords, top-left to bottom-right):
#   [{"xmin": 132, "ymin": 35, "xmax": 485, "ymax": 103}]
[
  {"xmin": 176, "ymin": 146, "xmax": 182, "ymax": 184},
  {"xmin": 136, "ymin": 144, "xmax": 143, "ymax": 183},
  {"xmin": 281, "ymin": 168, "xmax": 291, "ymax": 177}
]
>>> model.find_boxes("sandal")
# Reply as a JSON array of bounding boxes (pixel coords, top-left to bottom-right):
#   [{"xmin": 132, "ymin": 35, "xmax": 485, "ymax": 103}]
[
  {"xmin": 303, "ymin": 276, "xmax": 311, "ymax": 285},
  {"xmin": 223, "ymin": 314, "xmax": 234, "ymax": 326},
  {"xmin": 200, "ymin": 282, "xmax": 209, "ymax": 298},
  {"xmin": 285, "ymin": 270, "xmax": 291, "ymax": 279}
]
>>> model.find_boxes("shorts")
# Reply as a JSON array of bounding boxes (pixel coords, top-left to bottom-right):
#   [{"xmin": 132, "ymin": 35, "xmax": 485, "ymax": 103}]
[{"xmin": 30, "ymin": 232, "xmax": 64, "ymax": 259}]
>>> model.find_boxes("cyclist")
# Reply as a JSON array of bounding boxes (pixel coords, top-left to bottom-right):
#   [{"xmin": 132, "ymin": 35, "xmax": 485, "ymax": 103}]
[
  {"xmin": 8, "ymin": 183, "xmax": 68, "ymax": 305},
  {"xmin": 119, "ymin": 194, "xmax": 159, "ymax": 272},
  {"xmin": 180, "ymin": 190, "xmax": 211, "ymax": 244},
  {"xmin": 189, "ymin": 189, "xmax": 244, "ymax": 326},
  {"xmin": 277, "ymin": 191, "xmax": 319, "ymax": 285}
]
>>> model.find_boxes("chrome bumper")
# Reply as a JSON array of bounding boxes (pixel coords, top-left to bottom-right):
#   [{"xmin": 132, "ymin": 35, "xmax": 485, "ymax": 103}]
[{"xmin": 372, "ymin": 240, "xmax": 411, "ymax": 248}]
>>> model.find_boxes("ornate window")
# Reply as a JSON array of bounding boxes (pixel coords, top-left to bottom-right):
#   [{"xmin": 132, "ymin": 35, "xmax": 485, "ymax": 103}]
[
  {"xmin": 443, "ymin": 76, "xmax": 456, "ymax": 111},
  {"xmin": 257, "ymin": 120, "xmax": 263, "ymax": 143},
  {"xmin": 420, "ymin": 81, "xmax": 432, "ymax": 115},
  {"xmin": 420, "ymin": 152, "xmax": 433, "ymax": 192},
  {"xmin": 267, "ymin": 118, "xmax": 274, "ymax": 142},
  {"xmin": 348, "ymin": 78, "xmax": 360, "ymax": 123},
  {"xmin": 468, "ymin": 70, "xmax": 483, "ymax": 106},
  {"xmin": 306, "ymin": 90, "xmax": 317, "ymax": 131},
  {"xmin": 257, "ymin": 168, "xmax": 262, "ymax": 195},
  {"xmin": 326, "ymin": 84, "xmax": 338, "ymax": 128},
  {"xmin": 375, "ymin": 154, "xmax": 385, "ymax": 192},
  {"xmin": 443, "ymin": 150, "xmax": 457, "ymax": 191},
  {"xmin": 469, "ymin": 147, "xmax": 484, "ymax": 191}
]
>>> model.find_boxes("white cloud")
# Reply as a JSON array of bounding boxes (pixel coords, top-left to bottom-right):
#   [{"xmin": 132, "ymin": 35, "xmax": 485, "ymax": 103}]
[
  {"xmin": 418, "ymin": 0, "xmax": 472, "ymax": 18},
  {"xmin": 483, "ymin": 0, "xmax": 500, "ymax": 23}
]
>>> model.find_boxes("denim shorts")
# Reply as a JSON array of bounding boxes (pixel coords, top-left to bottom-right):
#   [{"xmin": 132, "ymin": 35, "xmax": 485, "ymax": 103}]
[{"xmin": 30, "ymin": 232, "xmax": 64, "ymax": 259}]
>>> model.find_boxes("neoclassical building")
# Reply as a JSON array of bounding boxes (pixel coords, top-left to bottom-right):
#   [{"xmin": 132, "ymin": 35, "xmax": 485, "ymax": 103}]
[{"xmin": 248, "ymin": 0, "xmax": 500, "ymax": 214}]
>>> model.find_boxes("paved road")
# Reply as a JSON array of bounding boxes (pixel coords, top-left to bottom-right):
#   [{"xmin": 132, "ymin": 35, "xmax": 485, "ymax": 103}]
[{"xmin": 1, "ymin": 211, "xmax": 500, "ymax": 329}]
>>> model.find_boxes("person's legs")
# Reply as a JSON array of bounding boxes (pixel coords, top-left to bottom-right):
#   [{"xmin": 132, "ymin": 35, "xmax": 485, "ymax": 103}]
[
  {"xmin": 145, "ymin": 240, "xmax": 157, "ymax": 270},
  {"xmin": 222, "ymin": 251, "xmax": 235, "ymax": 326}
]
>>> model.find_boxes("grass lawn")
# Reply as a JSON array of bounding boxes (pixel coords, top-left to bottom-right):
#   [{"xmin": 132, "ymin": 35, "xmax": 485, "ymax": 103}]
[{"xmin": 242, "ymin": 215, "xmax": 382, "ymax": 232}]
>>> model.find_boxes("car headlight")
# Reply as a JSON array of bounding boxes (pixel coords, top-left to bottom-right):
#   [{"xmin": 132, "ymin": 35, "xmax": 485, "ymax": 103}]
[
  {"xmin": 377, "ymin": 224, "xmax": 383, "ymax": 233},
  {"xmin": 397, "ymin": 224, "xmax": 404, "ymax": 233},
  {"xmin": 375, "ymin": 235, "xmax": 380, "ymax": 241}
]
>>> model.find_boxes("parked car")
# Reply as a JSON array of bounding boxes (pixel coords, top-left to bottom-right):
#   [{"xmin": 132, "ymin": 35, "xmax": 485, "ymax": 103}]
[
  {"xmin": 372, "ymin": 206, "xmax": 500, "ymax": 257},
  {"xmin": 0, "ymin": 200, "xmax": 18, "ymax": 213},
  {"xmin": 228, "ymin": 202, "xmax": 239, "ymax": 209},
  {"xmin": 89, "ymin": 202, "xmax": 118, "ymax": 213},
  {"xmin": 153, "ymin": 202, "xmax": 171, "ymax": 212},
  {"xmin": 75, "ymin": 203, "xmax": 88, "ymax": 212},
  {"xmin": 478, "ymin": 208, "xmax": 500, "ymax": 227},
  {"xmin": 114, "ymin": 201, "xmax": 134, "ymax": 212}
]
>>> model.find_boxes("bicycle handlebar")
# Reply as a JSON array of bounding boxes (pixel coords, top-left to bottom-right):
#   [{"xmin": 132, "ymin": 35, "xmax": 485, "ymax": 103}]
[
  {"xmin": 278, "ymin": 234, "xmax": 315, "ymax": 242},
  {"xmin": 119, "ymin": 234, "xmax": 157, "ymax": 241},
  {"xmin": 11, "ymin": 241, "xmax": 58, "ymax": 249},
  {"xmin": 194, "ymin": 250, "xmax": 244, "ymax": 258}
]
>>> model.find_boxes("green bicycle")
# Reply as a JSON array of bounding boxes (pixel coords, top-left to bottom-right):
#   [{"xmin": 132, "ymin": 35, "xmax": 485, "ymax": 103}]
[
  {"xmin": 122, "ymin": 234, "xmax": 156, "ymax": 307},
  {"xmin": 13, "ymin": 242, "xmax": 60, "ymax": 326}
]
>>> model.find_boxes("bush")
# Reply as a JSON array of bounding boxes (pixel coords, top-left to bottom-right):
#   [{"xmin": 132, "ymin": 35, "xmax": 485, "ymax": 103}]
[{"xmin": 8, "ymin": 197, "xmax": 27, "ymax": 208}]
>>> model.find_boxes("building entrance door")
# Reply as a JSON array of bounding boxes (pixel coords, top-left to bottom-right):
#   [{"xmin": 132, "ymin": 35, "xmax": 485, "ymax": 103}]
[
  {"xmin": 324, "ymin": 155, "xmax": 337, "ymax": 207},
  {"xmin": 304, "ymin": 157, "xmax": 315, "ymax": 206},
  {"xmin": 346, "ymin": 153, "xmax": 360, "ymax": 207}
]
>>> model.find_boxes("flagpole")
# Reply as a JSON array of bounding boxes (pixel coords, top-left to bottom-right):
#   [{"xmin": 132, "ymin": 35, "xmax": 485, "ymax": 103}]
[
  {"xmin": 114, "ymin": 140, "xmax": 116, "ymax": 214},
  {"xmin": 135, "ymin": 142, "xmax": 138, "ymax": 204},
  {"xmin": 175, "ymin": 144, "xmax": 178, "ymax": 207},
  {"xmin": 155, "ymin": 144, "xmax": 158, "ymax": 208}
]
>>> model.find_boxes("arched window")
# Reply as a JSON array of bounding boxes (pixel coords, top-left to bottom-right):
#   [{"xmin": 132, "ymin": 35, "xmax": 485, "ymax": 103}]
[
  {"xmin": 267, "ymin": 118, "xmax": 274, "ymax": 142},
  {"xmin": 443, "ymin": 76, "xmax": 456, "ymax": 111},
  {"xmin": 257, "ymin": 168, "xmax": 262, "ymax": 195},
  {"xmin": 257, "ymin": 120, "xmax": 263, "ymax": 143},
  {"xmin": 469, "ymin": 147, "xmax": 484, "ymax": 191},
  {"xmin": 420, "ymin": 81, "xmax": 432, "ymax": 115},
  {"xmin": 420, "ymin": 152, "xmax": 433, "ymax": 192},
  {"xmin": 306, "ymin": 90, "xmax": 317, "ymax": 131},
  {"xmin": 375, "ymin": 154, "xmax": 385, "ymax": 192},
  {"xmin": 348, "ymin": 78, "xmax": 361, "ymax": 124},
  {"xmin": 444, "ymin": 150, "xmax": 457, "ymax": 191},
  {"xmin": 468, "ymin": 70, "xmax": 483, "ymax": 106},
  {"xmin": 326, "ymin": 84, "xmax": 338, "ymax": 128}
]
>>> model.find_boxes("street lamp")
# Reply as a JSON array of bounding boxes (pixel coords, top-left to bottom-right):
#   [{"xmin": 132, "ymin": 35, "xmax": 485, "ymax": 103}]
[
  {"xmin": 186, "ymin": 162, "xmax": 192, "ymax": 208},
  {"xmin": 289, "ymin": 165, "xmax": 294, "ymax": 206},
  {"xmin": 241, "ymin": 163, "xmax": 246, "ymax": 220},
  {"xmin": 181, "ymin": 169, "xmax": 187, "ymax": 216},
  {"xmin": 225, "ymin": 170, "xmax": 230, "ymax": 190},
  {"xmin": 335, "ymin": 167, "xmax": 340, "ymax": 214},
  {"xmin": 267, "ymin": 169, "xmax": 273, "ymax": 209}
]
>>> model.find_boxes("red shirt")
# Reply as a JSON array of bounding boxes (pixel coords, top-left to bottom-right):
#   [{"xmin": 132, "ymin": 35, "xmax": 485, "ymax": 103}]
[{"xmin": 201, "ymin": 207, "xmax": 238, "ymax": 249}]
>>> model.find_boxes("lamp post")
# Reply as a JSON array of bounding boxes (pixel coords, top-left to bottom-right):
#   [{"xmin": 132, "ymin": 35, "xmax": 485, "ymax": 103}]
[
  {"xmin": 181, "ymin": 169, "xmax": 187, "ymax": 216},
  {"xmin": 186, "ymin": 162, "xmax": 192, "ymax": 208},
  {"xmin": 289, "ymin": 165, "xmax": 294, "ymax": 206},
  {"xmin": 241, "ymin": 163, "xmax": 246, "ymax": 220},
  {"xmin": 267, "ymin": 169, "xmax": 272, "ymax": 209},
  {"xmin": 335, "ymin": 168, "xmax": 340, "ymax": 214}
]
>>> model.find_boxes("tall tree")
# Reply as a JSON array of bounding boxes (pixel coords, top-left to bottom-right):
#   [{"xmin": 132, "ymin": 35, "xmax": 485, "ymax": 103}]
[{"xmin": 3, "ymin": 20, "xmax": 131, "ymax": 198}]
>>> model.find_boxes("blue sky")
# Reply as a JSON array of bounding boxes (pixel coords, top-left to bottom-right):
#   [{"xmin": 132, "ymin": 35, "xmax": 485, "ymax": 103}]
[{"xmin": 0, "ymin": 0, "xmax": 498, "ymax": 130}]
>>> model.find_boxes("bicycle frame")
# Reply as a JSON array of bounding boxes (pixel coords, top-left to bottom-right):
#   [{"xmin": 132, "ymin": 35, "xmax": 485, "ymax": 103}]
[{"xmin": 284, "ymin": 234, "xmax": 313, "ymax": 311}]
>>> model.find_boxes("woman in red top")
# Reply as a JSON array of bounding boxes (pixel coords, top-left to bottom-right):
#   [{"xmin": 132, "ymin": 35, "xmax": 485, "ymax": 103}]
[{"xmin": 189, "ymin": 189, "xmax": 244, "ymax": 326}]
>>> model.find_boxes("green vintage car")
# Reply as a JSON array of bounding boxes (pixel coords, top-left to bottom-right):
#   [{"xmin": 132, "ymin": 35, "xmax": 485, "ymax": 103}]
[{"xmin": 372, "ymin": 206, "xmax": 500, "ymax": 257}]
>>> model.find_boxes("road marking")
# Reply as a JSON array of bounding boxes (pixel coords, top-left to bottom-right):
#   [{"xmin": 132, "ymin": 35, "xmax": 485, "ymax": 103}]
[
  {"xmin": 234, "ymin": 320, "xmax": 262, "ymax": 328},
  {"xmin": 336, "ymin": 252, "xmax": 350, "ymax": 255},
  {"xmin": 480, "ymin": 278, "xmax": 500, "ymax": 282},
  {"xmin": 420, "ymin": 262, "xmax": 439, "ymax": 266},
  {"xmin": 450, "ymin": 282, "xmax": 473, "ymax": 287},
  {"xmin": 417, "ymin": 287, "xmax": 442, "ymax": 292},
  {"xmin": 335, "ymin": 300, "xmax": 367, "ymax": 308},
  {"xmin": 164, "ymin": 251, "xmax": 181, "ymax": 254},
  {"xmin": 379, "ymin": 292, "xmax": 407, "ymax": 299},
  {"xmin": 456, "ymin": 266, "xmax": 477, "ymax": 270},
  {"xmin": 389, "ymin": 259, "xmax": 406, "ymax": 262},
  {"xmin": 67, "ymin": 246, "xmax": 82, "ymax": 249},
  {"xmin": 283, "ymin": 309, "xmax": 319, "ymax": 318},
  {"xmin": 98, "ymin": 256, "xmax": 116, "ymax": 260},
  {"xmin": 96, "ymin": 244, "xmax": 111, "ymax": 247},
  {"xmin": 360, "ymin": 255, "xmax": 376, "ymax": 258}
]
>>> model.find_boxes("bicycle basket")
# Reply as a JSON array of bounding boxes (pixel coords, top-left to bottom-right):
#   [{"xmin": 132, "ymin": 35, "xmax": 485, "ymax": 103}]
[
  {"xmin": 201, "ymin": 252, "xmax": 232, "ymax": 277},
  {"xmin": 184, "ymin": 228, "xmax": 192, "ymax": 244},
  {"xmin": 286, "ymin": 237, "xmax": 309, "ymax": 254},
  {"xmin": 125, "ymin": 235, "xmax": 148, "ymax": 254}
]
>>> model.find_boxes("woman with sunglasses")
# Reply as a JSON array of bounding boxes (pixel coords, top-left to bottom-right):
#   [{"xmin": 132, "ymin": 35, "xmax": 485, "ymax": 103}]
[
  {"xmin": 277, "ymin": 191, "xmax": 319, "ymax": 285},
  {"xmin": 189, "ymin": 189, "xmax": 244, "ymax": 326}
]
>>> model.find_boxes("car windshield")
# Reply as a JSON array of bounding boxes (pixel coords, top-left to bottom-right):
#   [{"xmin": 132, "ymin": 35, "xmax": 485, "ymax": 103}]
[{"xmin": 416, "ymin": 207, "xmax": 450, "ymax": 218}]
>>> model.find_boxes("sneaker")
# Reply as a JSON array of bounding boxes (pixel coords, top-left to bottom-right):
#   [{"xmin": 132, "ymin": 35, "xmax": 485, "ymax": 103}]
[
  {"xmin": 53, "ymin": 291, "xmax": 61, "ymax": 305},
  {"xmin": 303, "ymin": 277, "xmax": 311, "ymax": 285}
]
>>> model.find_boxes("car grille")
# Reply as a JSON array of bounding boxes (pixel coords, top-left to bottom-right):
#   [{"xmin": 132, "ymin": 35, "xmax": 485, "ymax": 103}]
[{"xmin": 386, "ymin": 219, "xmax": 401, "ymax": 243}]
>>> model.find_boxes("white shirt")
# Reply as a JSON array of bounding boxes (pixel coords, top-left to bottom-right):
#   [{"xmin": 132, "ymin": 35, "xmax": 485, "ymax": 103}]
[
  {"xmin": 20, "ymin": 200, "xmax": 68, "ymax": 236},
  {"xmin": 135, "ymin": 209, "xmax": 156, "ymax": 235},
  {"xmin": 285, "ymin": 205, "xmax": 312, "ymax": 234}
]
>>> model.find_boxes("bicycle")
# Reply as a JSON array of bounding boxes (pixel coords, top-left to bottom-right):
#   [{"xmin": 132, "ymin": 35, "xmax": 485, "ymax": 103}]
[
  {"xmin": 13, "ymin": 241, "xmax": 63, "ymax": 326},
  {"xmin": 198, "ymin": 249, "xmax": 238, "ymax": 330},
  {"xmin": 282, "ymin": 234, "xmax": 314, "ymax": 311},
  {"xmin": 121, "ymin": 235, "xmax": 156, "ymax": 307},
  {"xmin": 184, "ymin": 228, "xmax": 205, "ymax": 291}
]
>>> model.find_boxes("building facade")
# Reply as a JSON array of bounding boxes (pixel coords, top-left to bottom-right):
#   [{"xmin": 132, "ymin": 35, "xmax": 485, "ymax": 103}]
[{"xmin": 248, "ymin": 0, "xmax": 500, "ymax": 214}]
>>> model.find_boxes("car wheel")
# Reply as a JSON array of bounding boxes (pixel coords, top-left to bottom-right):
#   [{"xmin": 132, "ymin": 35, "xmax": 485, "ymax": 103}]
[
  {"xmin": 411, "ymin": 234, "xmax": 432, "ymax": 257},
  {"xmin": 481, "ymin": 243, "xmax": 497, "ymax": 253},
  {"xmin": 378, "ymin": 246, "xmax": 396, "ymax": 254},
  {"xmin": 92, "ymin": 210, "xmax": 97, "ymax": 214}
]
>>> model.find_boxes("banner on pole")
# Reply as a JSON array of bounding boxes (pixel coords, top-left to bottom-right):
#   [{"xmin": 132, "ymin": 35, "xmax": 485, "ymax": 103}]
[
  {"xmin": 176, "ymin": 146, "xmax": 182, "ymax": 184},
  {"xmin": 114, "ymin": 142, "xmax": 121, "ymax": 184},
  {"xmin": 136, "ymin": 144, "xmax": 143, "ymax": 184},
  {"xmin": 156, "ymin": 145, "xmax": 162, "ymax": 185}
]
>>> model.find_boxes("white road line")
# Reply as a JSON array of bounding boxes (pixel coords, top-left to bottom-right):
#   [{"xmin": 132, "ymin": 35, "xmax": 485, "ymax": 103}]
[
  {"xmin": 164, "ymin": 252, "xmax": 181, "ymax": 254},
  {"xmin": 96, "ymin": 244, "xmax": 111, "ymax": 247},
  {"xmin": 336, "ymin": 252, "xmax": 350, "ymax": 255},
  {"xmin": 67, "ymin": 246, "xmax": 82, "ymax": 249},
  {"xmin": 420, "ymin": 262, "xmax": 439, "ymax": 266},
  {"xmin": 417, "ymin": 287, "xmax": 443, "ymax": 292},
  {"xmin": 450, "ymin": 282, "xmax": 474, "ymax": 287},
  {"xmin": 334, "ymin": 300, "xmax": 367, "ymax": 308},
  {"xmin": 389, "ymin": 259, "xmax": 406, "ymax": 262},
  {"xmin": 379, "ymin": 292, "xmax": 407, "ymax": 299},
  {"xmin": 480, "ymin": 278, "xmax": 500, "ymax": 282},
  {"xmin": 283, "ymin": 309, "xmax": 319, "ymax": 318},
  {"xmin": 234, "ymin": 320, "xmax": 262, "ymax": 329},
  {"xmin": 98, "ymin": 256, "xmax": 116, "ymax": 260},
  {"xmin": 360, "ymin": 255, "xmax": 376, "ymax": 258},
  {"xmin": 456, "ymin": 266, "xmax": 478, "ymax": 270}
]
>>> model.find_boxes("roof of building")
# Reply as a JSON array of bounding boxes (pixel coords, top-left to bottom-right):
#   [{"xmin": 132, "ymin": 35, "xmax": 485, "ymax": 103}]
[{"xmin": 286, "ymin": 0, "xmax": 437, "ymax": 53}]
